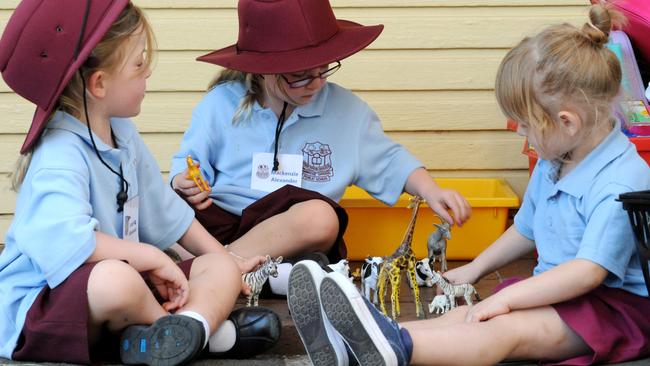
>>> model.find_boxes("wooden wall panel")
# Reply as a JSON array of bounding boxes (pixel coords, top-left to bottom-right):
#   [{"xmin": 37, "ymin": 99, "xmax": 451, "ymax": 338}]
[{"xmin": 0, "ymin": 0, "xmax": 591, "ymax": 243}]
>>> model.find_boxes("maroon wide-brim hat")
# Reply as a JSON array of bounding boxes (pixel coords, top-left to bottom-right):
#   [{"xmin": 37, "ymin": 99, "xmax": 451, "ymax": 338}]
[
  {"xmin": 197, "ymin": 0, "xmax": 383, "ymax": 74},
  {"xmin": 0, "ymin": 0, "xmax": 129, "ymax": 154}
]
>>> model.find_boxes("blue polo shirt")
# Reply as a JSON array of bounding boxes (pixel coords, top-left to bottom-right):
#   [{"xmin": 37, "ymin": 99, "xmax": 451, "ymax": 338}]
[
  {"xmin": 515, "ymin": 124, "xmax": 650, "ymax": 297},
  {"xmin": 0, "ymin": 111, "xmax": 194, "ymax": 358},
  {"xmin": 169, "ymin": 81, "xmax": 423, "ymax": 215}
]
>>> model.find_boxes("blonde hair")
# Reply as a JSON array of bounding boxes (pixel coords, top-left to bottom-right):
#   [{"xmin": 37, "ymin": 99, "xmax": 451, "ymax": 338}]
[
  {"xmin": 495, "ymin": 4, "xmax": 626, "ymax": 153},
  {"xmin": 208, "ymin": 70, "xmax": 296, "ymax": 124},
  {"xmin": 11, "ymin": 2, "xmax": 156, "ymax": 191}
]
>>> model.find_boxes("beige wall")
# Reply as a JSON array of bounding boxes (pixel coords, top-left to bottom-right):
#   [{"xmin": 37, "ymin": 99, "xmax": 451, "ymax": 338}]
[{"xmin": 0, "ymin": 0, "xmax": 589, "ymax": 243}]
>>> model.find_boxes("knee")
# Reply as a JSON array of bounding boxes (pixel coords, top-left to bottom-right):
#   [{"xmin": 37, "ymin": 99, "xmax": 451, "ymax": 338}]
[
  {"xmin": 87, "ymin": 260, "xmax": 147, "ymax": 311},
  {"xmin": 294, "ymin": 199, "xmax": 339, "ymax": 244},
  {"xmin": 192, "ymin": 252, "xmax": 240, "ymax": 283}
]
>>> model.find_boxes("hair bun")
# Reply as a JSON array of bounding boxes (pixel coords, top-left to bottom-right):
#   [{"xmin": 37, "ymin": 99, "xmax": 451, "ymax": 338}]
[{"xmin": 582, "ymin": 3, "xmax": 627, "ymax": 47}]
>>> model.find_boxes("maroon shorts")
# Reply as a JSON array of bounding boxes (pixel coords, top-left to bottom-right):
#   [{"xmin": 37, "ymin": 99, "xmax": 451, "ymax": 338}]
[
  {"xmin": 495, "ymin": 277, "xmax": 650, "ymax": 365},
  {"xmin": 12, "ymin": 259, "xmax": 194, "ymax": 364},
  {"xmin": 191, "ymin": 185, "xmax": 348, "ymax": 263}
]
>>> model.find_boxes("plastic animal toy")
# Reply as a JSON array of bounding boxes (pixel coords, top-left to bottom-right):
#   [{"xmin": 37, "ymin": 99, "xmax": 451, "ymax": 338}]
[
  {"xmin": 428, "ymin": 294, "xmax": 452, "ymax": 315},
  {"xmin": 427, "ymin": 219, "xmax": 451, "ymax": 273},
  {"xmin": 327, "ymin": 259, "xmax": 353, "ymax": 282},
  {"xmin": 409, "ymin": 258, "xmax": 434, "ymax": 288},
  {"xmin": 430, "ymin": 271, "xmax": 480, "ymax": 309},
  {"xmin": 242, "ymin": 255, "xmax": 283, "ymax": 306},
  {"xmin": 377, "ymin": 196, "xmax": 425, "ymax": 319},
  {"xmin": 186, "ymin": 155, "xmax": 210, "ymax": 192},
  {"xmin": 360, "ymin": 256, "xmax": 383, "ymax": 305}
]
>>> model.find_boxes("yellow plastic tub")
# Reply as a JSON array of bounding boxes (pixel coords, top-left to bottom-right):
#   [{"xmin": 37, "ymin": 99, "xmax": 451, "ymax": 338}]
[{"xmin": 340, "ymin": 178, "xmax": 520, "ymax": 260}]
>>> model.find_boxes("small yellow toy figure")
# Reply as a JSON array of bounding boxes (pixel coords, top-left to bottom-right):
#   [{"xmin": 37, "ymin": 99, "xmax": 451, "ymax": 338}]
[{"xmin": 186, "ymin": 155, "xmax": 210, "ymax": 192}]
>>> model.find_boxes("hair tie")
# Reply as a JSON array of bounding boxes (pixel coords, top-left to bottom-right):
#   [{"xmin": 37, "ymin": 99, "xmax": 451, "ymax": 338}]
[{"xmin": 586, "ymin": 21, "xmax": 602, "ymax": 34}]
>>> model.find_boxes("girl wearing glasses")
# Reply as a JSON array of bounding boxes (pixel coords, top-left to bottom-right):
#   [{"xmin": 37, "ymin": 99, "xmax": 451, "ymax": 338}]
[{"xmin": 169, "ymin": 0, "xmax": 471, "ymax": 296}]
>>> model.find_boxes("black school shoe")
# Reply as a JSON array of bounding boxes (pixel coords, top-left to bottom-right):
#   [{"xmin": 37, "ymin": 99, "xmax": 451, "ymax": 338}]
[
  {"xmin": 205, "ymin": 306, "xmax": 281, "ymax": 359},
  {"xmin": 120, "ymin": 314, "xmax": 205, "ymax": 366}
]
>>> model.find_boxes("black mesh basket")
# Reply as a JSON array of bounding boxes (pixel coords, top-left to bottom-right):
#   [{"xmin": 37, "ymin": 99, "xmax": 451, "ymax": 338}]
[{"xmin": 618, "ymin": 190, "xmax": 650, "ymax": 297}]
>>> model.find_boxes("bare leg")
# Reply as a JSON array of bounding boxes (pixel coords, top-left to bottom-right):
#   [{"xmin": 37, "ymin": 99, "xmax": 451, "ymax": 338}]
[
  {"xmin": 179, "ymin": 252, "xmax": 241, "ymax": 331},
  {"xmin": 87, "ymin": 253, "xmax": 241, "ymax": 343},
  {"xmin": 404, "ymin": 306, "xmax": 590, "ymax": 365},
  {"xmin": 402, "ymin": 304, "xmax": 471, "ymax": 331},
  {"xmin": 87, "ymin": 260, "xmax": 169, "ymax": 343},
  {"xmin": 227, "ymin": 199, "xmax": 339, "ymax": 258}
]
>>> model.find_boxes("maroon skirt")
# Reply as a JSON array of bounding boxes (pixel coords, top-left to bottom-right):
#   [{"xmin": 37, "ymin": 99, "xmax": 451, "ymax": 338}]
[
  {"xmin": 495, "ymin": 277, "xmax": 650, "ymax": 365},
  {"xmin": 191, "ymin": 185, "xmax": 348, "ymax": 263},
  {"xmin": 12, "ymin": 259, "xmax": 194, "ymax": 364}
]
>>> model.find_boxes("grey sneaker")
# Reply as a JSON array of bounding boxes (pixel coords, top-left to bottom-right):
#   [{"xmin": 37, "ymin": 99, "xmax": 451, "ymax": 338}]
[
  {"xmin": 288, "ymin": 260, "xmax": 349, "ymax": 366},
  {"xmin": 320, "ymin": 272, "xmax": 412, "ymax": 366}
]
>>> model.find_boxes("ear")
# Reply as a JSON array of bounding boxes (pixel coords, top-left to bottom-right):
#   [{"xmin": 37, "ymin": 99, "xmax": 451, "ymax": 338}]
[
  {"xmin": 86, "ymin": 70, "xmax": 109, "ymax": 99},
  {"xmin": 557, "ymin": 110, "xmax": 582, "ymax": 137}
]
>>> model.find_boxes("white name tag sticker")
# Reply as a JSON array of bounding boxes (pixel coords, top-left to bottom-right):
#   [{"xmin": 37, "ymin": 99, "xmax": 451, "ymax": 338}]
[
  {"xmin": 122, "ymin": 196, "xmax": 140, "ymax": 243},
  {"xmin": 251, "ymin": 152, "xmax": 302, "ymax": 192}
]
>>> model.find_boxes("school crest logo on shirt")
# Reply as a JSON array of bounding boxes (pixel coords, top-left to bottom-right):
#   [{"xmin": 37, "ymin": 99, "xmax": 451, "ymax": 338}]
[
  {"xmin": 256, "ymin": 163, "xmax": 270, "ymax": 179},
  {"xmin": 302, "ymin": 141, "xmax": 333, "ymax": 182}
]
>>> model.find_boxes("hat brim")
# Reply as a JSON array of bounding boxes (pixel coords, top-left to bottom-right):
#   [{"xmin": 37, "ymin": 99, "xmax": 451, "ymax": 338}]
[
  {"xmin": 20, "ymin": 0, "xmax": 129, "ymax": 154},
  {"xmin": 196, "ymin": 20, "xmax": 383, "ymax": 74}
]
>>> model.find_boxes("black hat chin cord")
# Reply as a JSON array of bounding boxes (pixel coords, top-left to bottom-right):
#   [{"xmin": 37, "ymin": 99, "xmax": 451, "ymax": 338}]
[
  {"xmin": 272, "ymin": 101, "xmax": 289, "ymax": 172},
  {"xmin": 79, "ymin": 71, "xmax": 129, "ymax": 212}
]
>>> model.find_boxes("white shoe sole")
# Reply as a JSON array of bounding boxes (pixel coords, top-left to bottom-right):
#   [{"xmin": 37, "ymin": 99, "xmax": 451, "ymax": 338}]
[
  {"xmin": 321, "ymin": 272, "xmax": 399, "ymax": 366},
  {"xmin": 288, "ymin": 260, "xmax": 348, "ymax": 366}
]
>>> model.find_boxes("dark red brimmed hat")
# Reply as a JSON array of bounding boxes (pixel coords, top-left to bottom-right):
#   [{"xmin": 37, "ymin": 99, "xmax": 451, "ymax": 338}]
[
  {"xmin": 197, "ymin": 0, "xmax": 383, "ymax": 74},
  {"xmin": 0, "ymin": 0, "xmax": 129, "ymax": 153}
]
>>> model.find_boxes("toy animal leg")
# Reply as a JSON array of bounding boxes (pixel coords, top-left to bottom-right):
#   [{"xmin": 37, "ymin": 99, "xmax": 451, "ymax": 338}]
[
  {"xmin": 378, "ymin": 268, "xmax": 390, "ymax": 315},
  {"xmin": 390, "ymin": 274, "xmax": 401, "ymax": 319},
  {"xmin": 441, "ymin": 252, "xmax": 447, "ymax": 273},
  {"xmin": 406, "ymin": 268, "xmax": 424, "ymax": 318},
  {"xmin": 464, "ymin": 293, "xmax": 473, "ymax": 306},
  {"xmin": 253, "ymin": 295, "xmax": 259, "ymax": 307}
]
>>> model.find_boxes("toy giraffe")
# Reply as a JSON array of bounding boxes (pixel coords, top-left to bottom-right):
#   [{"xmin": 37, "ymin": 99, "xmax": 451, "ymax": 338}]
[{"xmin": 377, "ymin": 196, "xmax": 425, "ymax": 319}]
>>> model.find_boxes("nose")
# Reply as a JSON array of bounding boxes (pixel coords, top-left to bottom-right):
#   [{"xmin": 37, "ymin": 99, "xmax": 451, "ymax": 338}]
[{"xmin": 305, "ymin": 76, "xmax": 324, "ymax": 90}]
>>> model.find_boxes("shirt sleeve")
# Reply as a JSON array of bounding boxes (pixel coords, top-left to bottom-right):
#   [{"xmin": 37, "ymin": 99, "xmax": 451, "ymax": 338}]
[
  {"xmin": 136, "ymin": 135, "xmax": 195, "ymax": 248},
  {"xmin": 353, "ymin": 106, "xmax": 423, "ymax": 206},
  {"xmin": 13, "ymin": 168, "xmax": 97, "ymax": 288},
  {"xmin": 576, "ymin": 183, "xmax": 637, "ymax": 285}
]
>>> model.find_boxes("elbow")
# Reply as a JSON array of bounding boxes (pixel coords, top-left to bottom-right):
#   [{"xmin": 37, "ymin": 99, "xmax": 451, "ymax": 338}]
[{"xmin": 577, "ymin": 260, "xmax": 609, "ymax": 291}]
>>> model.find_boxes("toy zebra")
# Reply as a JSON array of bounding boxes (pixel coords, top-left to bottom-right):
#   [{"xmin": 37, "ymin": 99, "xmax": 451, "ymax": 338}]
[
  {"xmin": 427, "ymin": 219, "xmax": 451, "ymax": 273},
  {"xmin": 430, "ymin": 271, "xmax": 480, "ymax": 309},
  {"xmin": 242, "ymin": 255, "xmax": 283, "ymax": 307},
  {"xmin": 360, "ymin": 256, "xmax": 383, "ymax": 305}
]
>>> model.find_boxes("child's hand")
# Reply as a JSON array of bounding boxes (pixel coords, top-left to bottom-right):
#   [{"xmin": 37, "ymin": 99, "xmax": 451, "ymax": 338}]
[
  {"xmin": 171, "ymin": 167, "xmax": 212, "ymax": 210},
  {"xmin": 229, "ymin": 253, "xmax": 267, "ymax": 296},
  {"xmin": 426, "ymin": 187, "xmax": 471, "ymax": 226},
  {"xmin": 464, "ymin": 294, "xmax": 510, "ymax": 323},
  {"xmin": 443, "ymin": 262, "xmax": 481, "ymax": 286},
  {"xmin": 148, "ymin": 257, "xmax": 190, "ymax": 312},
  {"xmin": 235, "ymin": 254, "xmax": 268, "ymax": 274}
]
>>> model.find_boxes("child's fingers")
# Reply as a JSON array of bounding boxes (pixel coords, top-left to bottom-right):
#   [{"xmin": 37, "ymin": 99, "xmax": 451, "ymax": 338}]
[
  {"xmin": 194, "ymin": 195, "xmax": 213, "ymax": 210},
  {"xmin": 241, "ymin": 279, "xmax": 252, "ymax": 296},
  {"xmin": 431, "ymin": 202, "xmax": 454, "ymax": 225}
]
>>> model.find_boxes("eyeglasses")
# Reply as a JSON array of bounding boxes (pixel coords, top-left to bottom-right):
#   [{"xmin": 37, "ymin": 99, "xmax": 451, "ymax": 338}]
[{"xmin": 281, "ymin": 61, "xmax": 341, "ymax": 88}]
